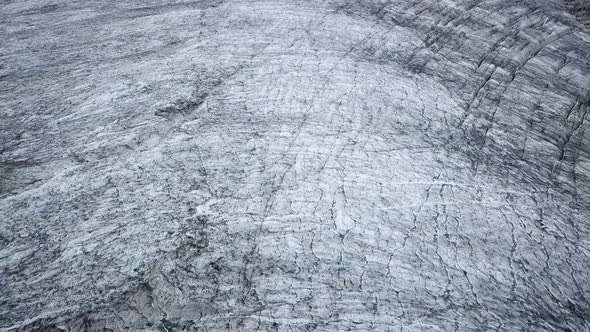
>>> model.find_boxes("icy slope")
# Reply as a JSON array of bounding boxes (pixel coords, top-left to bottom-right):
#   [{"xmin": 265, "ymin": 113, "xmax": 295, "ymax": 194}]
[{"xmin": 1, "ymin": 0, "xmax": 590, "ymax": 330}]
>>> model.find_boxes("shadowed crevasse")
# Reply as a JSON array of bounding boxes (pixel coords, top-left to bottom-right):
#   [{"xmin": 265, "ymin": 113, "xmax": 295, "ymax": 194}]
[{"xmin": 565, "ymin": 0, "xmax": 590, "ymax": 26}]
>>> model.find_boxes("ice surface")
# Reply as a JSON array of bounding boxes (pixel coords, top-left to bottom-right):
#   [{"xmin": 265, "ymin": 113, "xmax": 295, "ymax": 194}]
[{"xmin": 1, "ymin": 0, "xmax": 590, "ymax": 330}]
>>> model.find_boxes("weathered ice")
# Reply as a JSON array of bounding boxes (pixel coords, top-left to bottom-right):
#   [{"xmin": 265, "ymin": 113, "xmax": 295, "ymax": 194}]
[{"xmin": 1, "ymin": 0, "xmax": 590, "ymax": 330}]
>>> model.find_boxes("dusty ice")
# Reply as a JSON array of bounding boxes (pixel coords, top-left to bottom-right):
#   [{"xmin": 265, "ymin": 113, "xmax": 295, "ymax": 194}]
[{"xmin": 1, "ymin": 0, "xmax": 590, "ymax": 330}]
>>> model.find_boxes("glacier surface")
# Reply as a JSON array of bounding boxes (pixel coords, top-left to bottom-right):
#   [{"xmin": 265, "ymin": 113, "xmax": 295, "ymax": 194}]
[{"xmin": 1, "ymin": 0, "xmax": 590, "ymax": 330}]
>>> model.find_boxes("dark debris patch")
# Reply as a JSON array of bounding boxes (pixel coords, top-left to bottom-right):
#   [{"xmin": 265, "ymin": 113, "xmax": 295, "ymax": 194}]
[{"xmin": 155, "ymin": 96, "xmax": 207, "ymax": 118}]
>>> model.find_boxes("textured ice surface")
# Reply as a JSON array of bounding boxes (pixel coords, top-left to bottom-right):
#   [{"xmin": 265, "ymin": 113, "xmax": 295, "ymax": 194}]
[{"xmin": 1, "ymin": 0, "xmax": 590, "ymax": 331}]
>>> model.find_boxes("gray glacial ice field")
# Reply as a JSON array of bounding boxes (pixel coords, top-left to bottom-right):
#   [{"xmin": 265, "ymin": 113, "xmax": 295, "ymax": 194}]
[{"xmin": 1, "ymin": 0, "xmax": 590, "ymax": 331}]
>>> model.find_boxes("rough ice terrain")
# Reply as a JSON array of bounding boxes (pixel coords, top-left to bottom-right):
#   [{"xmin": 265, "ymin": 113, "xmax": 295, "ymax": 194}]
[{"xmin": 1, "ymin": 0, "xmax": 590, "ymax": 331}]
